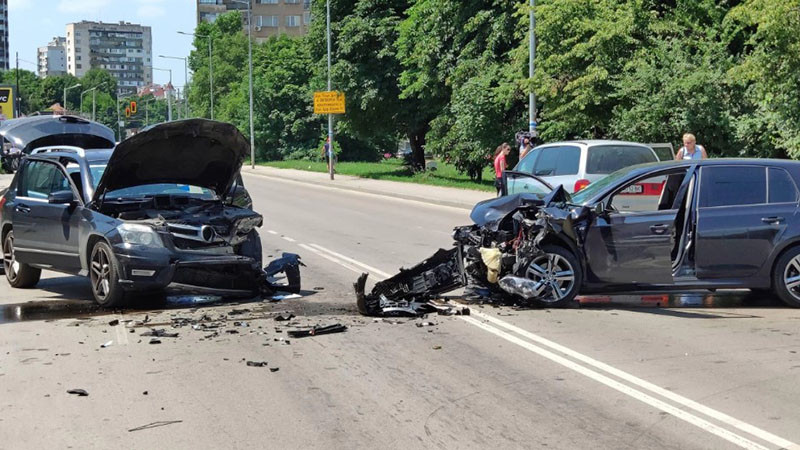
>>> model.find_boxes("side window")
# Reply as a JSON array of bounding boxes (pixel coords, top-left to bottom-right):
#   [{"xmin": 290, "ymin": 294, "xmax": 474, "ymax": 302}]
[
  {"xmin": 532, "ymin": 146, "xmax": 580, "ymax": 176},
  {"xmin": 700, "ymin": 166, "xmax": 766, "ymax": 208},
  {"xmin": 17, "ymin": 161, "xmax": 70, "ymax": 199},
  {"xmin": 608, "ymin": 170, "xmax": 687, "ymax": 212},
  {"xmin": 586, "ymin": 145, "xmax": 658, "ymax": 174},
  {"xmin": 768, "ymin": 168, "xmax": 798, "ymax": 204}
]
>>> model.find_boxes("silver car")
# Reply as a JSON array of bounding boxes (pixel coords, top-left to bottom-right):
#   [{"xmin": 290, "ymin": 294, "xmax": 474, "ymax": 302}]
[{"xmin": 513, "ymin": 140, "xmax": 660, "ymax": 193}]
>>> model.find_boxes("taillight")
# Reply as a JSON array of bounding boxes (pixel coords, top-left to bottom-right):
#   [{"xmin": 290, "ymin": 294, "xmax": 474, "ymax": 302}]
[
  {"xmin": 0, "ymin": 197, "xmax": 5, "ymax": 220},
  {"xmin": 574, "ymin": 179, "xmax": 591, "ymax": 192}
]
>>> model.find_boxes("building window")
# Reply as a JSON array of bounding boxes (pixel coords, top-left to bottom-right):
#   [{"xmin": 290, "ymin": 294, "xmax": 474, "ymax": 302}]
[
  {"xmin": 286, "ymin": 15, "xmax": 301, "ymax": 27},
  {"xmin": 257, "ymin": 0, "xmax": 279, "ymax": 4},
  {"xmin": 76, "ymin": 63, "xmax": 82, "ymax": 69},
  {"xmin": 256, "ymin": 15, "xmax": 279, "ymax": 27},
  {"xmin": 285, "ymin": 0, "xmax": 299, "ymax": 3},
  {"xmin": 76, "ymin": 55, "xmax": 81, "ymax": 60},
  {"xmin": 198, "ymin": 0, "xmax": 218, "ymax": 3},
  {"xmin": 303, "ymin": 11, "xmax": 311, "ymax": 24}
]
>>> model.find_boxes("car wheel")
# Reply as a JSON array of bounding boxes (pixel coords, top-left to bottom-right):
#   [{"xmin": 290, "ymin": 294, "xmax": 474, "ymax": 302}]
[
  {"xmin": 524, "ymin": 245, "xmax": 582, "ymax": 307},
  {"xmin": 89, "ymin": 241, "xmax": 126, "ymax": 307},
  {"xmin": 3, "ymin": 231, "xmax": 41, "ymax": 288},
  {"xmin": 774, "ymin": 246, "xmax": 800, "ymax": 308}
]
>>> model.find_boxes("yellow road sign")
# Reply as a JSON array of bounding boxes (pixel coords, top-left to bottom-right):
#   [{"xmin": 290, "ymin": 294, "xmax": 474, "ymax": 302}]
[
  {"xmin": 0, "ymin": 85, "xmax": 16, "ymax": 120},
  {"xmin": 314, "ymin": 91, "xmax": 346, "ymax": 114}
]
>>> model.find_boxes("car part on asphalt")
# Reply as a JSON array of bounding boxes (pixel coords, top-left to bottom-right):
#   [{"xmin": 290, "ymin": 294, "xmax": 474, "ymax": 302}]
[
  {"xmin": 287, "ymin": 323, "xmax": 347, "ymax": 338},
  {"xmin": 67, "ymin": 389, "xmax": 89, "ymax": 397}
]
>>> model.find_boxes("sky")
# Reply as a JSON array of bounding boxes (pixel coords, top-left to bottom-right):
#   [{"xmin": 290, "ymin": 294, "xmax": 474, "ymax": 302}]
[{"xmin": 7, "ymin": 0, "xmax": 198, "ymax": 87}]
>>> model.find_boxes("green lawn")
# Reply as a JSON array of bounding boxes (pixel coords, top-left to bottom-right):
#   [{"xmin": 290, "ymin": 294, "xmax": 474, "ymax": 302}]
[{"xmin": 261, "ymin": 158, "xmax": 496, "ymax": 192}]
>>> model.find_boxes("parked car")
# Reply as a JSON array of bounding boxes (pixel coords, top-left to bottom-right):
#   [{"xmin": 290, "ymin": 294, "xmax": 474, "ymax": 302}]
[
  {"xmin": 647, "ymin": 142, "xmax": 676, "ymax": 161},
  {"xmin": 513, "ymin": 140, "xmax": 660, "ymax": 193},
  {"xmin": 0, "ymin": 119, "xmax": 298, "ymax": 307},
  {"xmin": 357, "ymin": 159, "xmax": 800, "ymax": 313},
  {"xmin": 0, "ymin": 115, "xmax": 115, "ymax": 173}
]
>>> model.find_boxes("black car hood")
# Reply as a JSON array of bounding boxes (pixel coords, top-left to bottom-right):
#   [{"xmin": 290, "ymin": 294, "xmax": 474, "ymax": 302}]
[
  {"xmin": 470, "ymin": 193, "xmax": 547, "ymax": 227},
  {"xmin": 0, "ymin": 115, "xmax": 115, "ymax": 152},
  {"xmin": 93, "ymin": 119, "xmax": 249, "ymax": 201}
]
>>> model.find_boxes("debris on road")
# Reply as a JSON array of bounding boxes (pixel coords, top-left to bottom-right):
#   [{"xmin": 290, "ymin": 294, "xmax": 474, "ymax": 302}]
[
  {"xmin": 271, "ymin": 294, "xmax": 302, "ymax": 301},
  {"xmin": 108, "ymin": 319, "xmax": 119, "ymax": 326},
  {"xmin": 246, "ymin": 361, "xmax": 268, "ymax": 367},
  {"xmin": 270, "ymin": 367, "xmax": 279, "ymax": 372},
  {"xmin": 274, "ymin": 313, "xmax": 295, "ymax": 321},
  {"xmin": 67, "ymin": 389, "xmax": 89, "ymax": 396},
  {"xmin": 140, "ymin": 329, "xmax": 179, "ymax": 338},
  {"xmin": 128, "ymin": 420, "xmax": 183, "ymax": 432},
  {"xmin": 149, "ymin": 339, "xmax": 162, "ymax": 345},
  {"xmin": 287, "ymin": 323, "xmax": 347, "ymax": 338},
  {"xmin": 100, "ymin": 340, "xmax": 113, "ymax": 348}
]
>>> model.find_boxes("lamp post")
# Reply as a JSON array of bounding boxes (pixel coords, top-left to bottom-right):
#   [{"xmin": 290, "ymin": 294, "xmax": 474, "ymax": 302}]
[
  {"xmin": 179, "ymin": 31, "xmax": 214, "ymax": 119},
  {"xmin": 159, "ymin": 54, "xmax": 189, "ymax": 118},
  {"xmin": 64, "ymin": 83, "xmax": 81, "ymax": 114},
  {"xmin": 231, "ymin": 0, "xmax": 256, "ymax": 168},
  {"xmin": 147, "ymin": 66, "xmax": 173, "ymax": 121},
  {"xmin": 326, "ymin": 0, "xmax": 335, "ymax": 180},
  {"xmin": 91, "ymin": 82, "xmax": 109, "ymax": 121},
  {"xmin": 528, "ymin": 0, "xmax": 537, "ymax": 136}
]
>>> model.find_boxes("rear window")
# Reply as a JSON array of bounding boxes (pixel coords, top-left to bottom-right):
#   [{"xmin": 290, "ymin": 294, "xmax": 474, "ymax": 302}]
[
  {"xmin": 769, "ymin": 168, "xmax": 798, "ymax": 203},
  {"xmin": 700, "ymin": 166, "xmax": 766, "ymax": 208},
  {"xmin": 586, "ymin": 145, "xmax": 658, "ymax": 174},
  {"xmin": 515, "ymin": 145, "xmax": 580, "ymax": 176}
]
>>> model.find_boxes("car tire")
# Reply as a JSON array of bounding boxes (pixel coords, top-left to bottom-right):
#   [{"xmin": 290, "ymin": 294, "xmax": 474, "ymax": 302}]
[
  {"xmin": 524, "ymin": 245, "xmax": 582, "ymax": 307},
  {"xmin": 773, "ymin": 246, "xmax": 800, "ymax": 308},
  {"xmin": 3, "ymin": 230, "xmax": 41, "ymax": 288},
  {"xmin": 89, "ymin": 240, "xmax": 127, "ymax": 308}
]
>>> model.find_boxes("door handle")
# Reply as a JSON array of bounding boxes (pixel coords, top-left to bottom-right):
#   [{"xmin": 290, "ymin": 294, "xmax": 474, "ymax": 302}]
[
  {"xmin": 761, "ymin": 216, "xmax": 784, "ymax": 224},
  {"xmin": 650, "ymin": 224, "xmax": 669, "ymax": 234},
  {"xmin": 14, "ymin": 204, "xmax": 30, "ymax": 214}
]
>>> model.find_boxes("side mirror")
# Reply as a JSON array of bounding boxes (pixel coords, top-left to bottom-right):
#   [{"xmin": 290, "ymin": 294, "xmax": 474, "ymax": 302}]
[
  {"xmin": 48, "ymin": 190, "xmax": 76, "ymax": 205},
  {"xmin": 594, "ymin": 202, "xmax": 606, "ymax": 215}
]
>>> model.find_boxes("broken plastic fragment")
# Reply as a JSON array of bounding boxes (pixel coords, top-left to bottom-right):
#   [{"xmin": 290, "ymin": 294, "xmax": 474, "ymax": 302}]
[
  {"xmin": 287, "ymin": 323, "xmax": 347, "ymax": 338},
  {"xmin": 246, "ymin": 361, "xmax": 268, "ymax": 367},
  {"xmin": 100, "ymin": 340, "xmax": 113, "ymax": 348},
  {"xmin": 67, "ymin": 389, "xmax": 89, "ymax": 396}
]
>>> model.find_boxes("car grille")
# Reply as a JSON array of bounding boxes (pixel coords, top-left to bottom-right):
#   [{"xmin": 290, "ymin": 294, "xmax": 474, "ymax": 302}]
[{"xmin": 172, "ymin": 263, "xmax": 259, "ymax": 291}]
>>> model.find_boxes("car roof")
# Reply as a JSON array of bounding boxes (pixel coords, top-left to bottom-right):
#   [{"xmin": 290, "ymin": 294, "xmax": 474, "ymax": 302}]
[
  {"xmin": 28, "ymin": 148, "xmax": 113, "ymax": 164},
  {"xmin": 535, "ymin": 140, "xmax": 653, "ymax": 148},
  {"xmin": 625, "ymin": 158, "xmax": 800, "ymax": 175}
]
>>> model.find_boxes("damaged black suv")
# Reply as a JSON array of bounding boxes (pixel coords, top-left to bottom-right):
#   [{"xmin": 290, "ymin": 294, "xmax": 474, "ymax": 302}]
[
  {"xmin": 358, "ymin": 159, "xmax": 800, "ymax": 313},
  {"xmin": 0, "ymin": 119, "xmax": 296, "ymax": 306}
]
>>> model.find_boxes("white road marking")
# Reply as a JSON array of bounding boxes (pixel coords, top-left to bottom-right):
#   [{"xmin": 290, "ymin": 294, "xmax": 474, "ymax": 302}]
[
  {"xmin": 308, "ymin": 243, "xmax": 393, "ymax": 278},
  {"xmin": 282, "ymin": 236, "xmax": 296, "ymax": 243},
  {"xmin": 460, "ymin": 316, "xmax": 771, "ymax": 450},
  {"xmin": 468, "ymin": 309, "xmax": 798, "ymax": 450},
  {"xmin": 297, "ymin": 244, "xmax": 364, "ymax": 275},
  {"xmin": 267, "ymin": 230, "xmax": 278, "ymax": 235},
  {"xmin": 292, "ymin": 244, "xmax": 796, "ymax": 449}
]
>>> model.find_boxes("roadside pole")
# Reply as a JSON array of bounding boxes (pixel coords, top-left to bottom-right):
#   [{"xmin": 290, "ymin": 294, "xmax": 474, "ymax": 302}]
[
  {"xmin": 326, "ymin": 0, "xmax": 334, "ymax": 180},
  {"xmin": 529, "ymin": 0, "xmax": 537, "ymax": 137},
  {"xmin": 116, "ymin": 90, "xmax": 122, "ymax": 140}
]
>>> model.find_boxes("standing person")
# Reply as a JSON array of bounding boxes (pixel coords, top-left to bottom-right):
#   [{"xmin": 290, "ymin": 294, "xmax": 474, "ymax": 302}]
[
  {"xmin": 320, "ymin": 136, "xmax": 334, "ymax": 172},
  {"xmin": 675, "ymin": 133, "xmax": 708, "ymax": 160},
  {"xmin": 493, "ymin": 143, "xmax": 511, "ymax": 196},
  {"xmin": 519, "ymin": 136, "xmax": 533, "ymax": 160}
]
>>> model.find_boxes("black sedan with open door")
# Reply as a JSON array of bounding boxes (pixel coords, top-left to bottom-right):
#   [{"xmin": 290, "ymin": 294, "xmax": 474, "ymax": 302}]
[{"xmin": 356, "ymin": 159, "xmax": 800, "ymax": 314}]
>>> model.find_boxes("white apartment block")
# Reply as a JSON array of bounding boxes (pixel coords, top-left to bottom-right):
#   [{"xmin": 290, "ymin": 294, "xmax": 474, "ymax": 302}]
[{"xmin": 37, "ymin": 37, "xmax": 67, "ymax": 78}]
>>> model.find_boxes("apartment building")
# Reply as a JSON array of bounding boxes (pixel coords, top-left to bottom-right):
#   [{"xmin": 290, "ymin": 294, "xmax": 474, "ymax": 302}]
[
  {"xmin": 197, "ymin": 0, "xmax": 310, "ymax": 39},
  {"xmin": 0, "ymin": 0, "xmax": 9, "ymax": 70},
  {"xmin": 37, "ymin": 37, "xmax": 67, "ymax": 78},
  {"xmin": 65, "ymin": 21, "xmax": 153, "ymax": 94}
]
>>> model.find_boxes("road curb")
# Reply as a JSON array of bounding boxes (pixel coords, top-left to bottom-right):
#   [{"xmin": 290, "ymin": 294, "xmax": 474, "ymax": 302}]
[{"xmin": 242, "ymin": 168, "xmax": 478, "ymax": 210}]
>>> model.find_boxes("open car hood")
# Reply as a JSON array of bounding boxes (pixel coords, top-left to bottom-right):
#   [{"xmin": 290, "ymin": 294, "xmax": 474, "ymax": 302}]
[
  {"xmin": 93, "ymin": 119, "xmax": 248, "ymax": 201},
  {"xmin": 0, "ymin": 115, "xmax": 115, "ymax": 152}
]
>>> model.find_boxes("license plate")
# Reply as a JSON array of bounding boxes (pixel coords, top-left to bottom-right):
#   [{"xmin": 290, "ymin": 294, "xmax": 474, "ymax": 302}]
[{"xmin": 620, "ymin": 184, "xmax": 643, "ymax": 194}]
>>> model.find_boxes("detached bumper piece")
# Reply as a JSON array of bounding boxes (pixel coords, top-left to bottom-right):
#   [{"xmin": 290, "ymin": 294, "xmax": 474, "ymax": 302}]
[
  {"xmin": 287, "ymin": 323, "xmax": 347, "ymax": 338},
  {"xmin": 354, "ymin": 248, "xmax": 467, "ymax": 316},
  {"xmin": 263, "ymin": 253, "xmax": 305, "ymax": 295}
]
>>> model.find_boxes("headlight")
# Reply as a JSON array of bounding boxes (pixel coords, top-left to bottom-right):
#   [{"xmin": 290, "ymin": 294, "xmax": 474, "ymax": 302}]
[{"xmin": 118, "ymin": 223, "xmax": 163, "ymax": 248}]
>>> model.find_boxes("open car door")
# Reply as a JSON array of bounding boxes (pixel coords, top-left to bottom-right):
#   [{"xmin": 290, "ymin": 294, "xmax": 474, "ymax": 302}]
[
  {"xmin": 583, "ymin": 166, "xmax": 697, "ymax": 286},
  {"xmin": 502, "ymin": 171, "xmax": 554, "ymax": 197}
]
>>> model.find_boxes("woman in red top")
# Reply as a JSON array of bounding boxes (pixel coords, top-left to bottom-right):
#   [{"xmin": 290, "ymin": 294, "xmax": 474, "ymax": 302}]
[{"xmin": 493, "ymin": 143, "xmax": 511, "ymax": 196}]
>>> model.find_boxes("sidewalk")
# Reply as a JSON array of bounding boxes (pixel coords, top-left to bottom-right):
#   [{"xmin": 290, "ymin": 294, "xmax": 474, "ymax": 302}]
[{"xmin": 242, "ymin": 165, "xmax": 493, "ymax": 210}]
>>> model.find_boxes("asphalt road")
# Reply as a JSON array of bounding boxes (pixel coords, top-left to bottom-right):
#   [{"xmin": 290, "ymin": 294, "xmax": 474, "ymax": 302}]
[{"xmin": 2, "ymin": 172, "xmax": 800, "ymax": 449}]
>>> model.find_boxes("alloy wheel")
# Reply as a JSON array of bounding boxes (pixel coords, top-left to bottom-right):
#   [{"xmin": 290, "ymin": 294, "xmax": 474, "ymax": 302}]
[
  {"xmin": 3, "ymin": 234, "xmax": 19, "ymax": 282},
  {"xmin": 90, "ymin": 246, "xmax": 112, "ymax": 301},
  {"xmin": 783, "ymin": 255, "xmax": 800, "ymax": 301},
  {"xmin": 525, "ymin": 253, "xmax": 576, "ymax": 303}
]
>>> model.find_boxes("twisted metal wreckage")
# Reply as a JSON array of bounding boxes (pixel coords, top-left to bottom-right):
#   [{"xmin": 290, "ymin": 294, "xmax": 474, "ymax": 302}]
[{"xmin": 355, "ymin": 187, "xmax": 593, "ymax": 316}]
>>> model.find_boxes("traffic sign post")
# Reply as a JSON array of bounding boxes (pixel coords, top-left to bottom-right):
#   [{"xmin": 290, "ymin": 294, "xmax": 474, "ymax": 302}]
[{"xmin": 314, "ymin": 90, "xmax": 345, "ymax": 180}]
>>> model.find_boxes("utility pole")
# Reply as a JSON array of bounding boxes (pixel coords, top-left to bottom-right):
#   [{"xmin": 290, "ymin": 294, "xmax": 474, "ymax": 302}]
[
  {"xmin": 15, "ymin": 52, "xmax": 20, "ymax": 117},
  {"xmin": 327, "ymin": 0, "xmax": 334, "ymax": 180},
  {"xmin": 159, "ymin": 55, "xmax": 190, "ymax": 118},
  {"xmin": 64, "ymin": 83, "xmax": 81, "ymax": 115},
  {"xmin": 529, "ymin": 0, "xmax": 537, "ymax": 137},
  {"xmin": 116, "ymin": 89, "xmax": 122, "ymax": 140}
]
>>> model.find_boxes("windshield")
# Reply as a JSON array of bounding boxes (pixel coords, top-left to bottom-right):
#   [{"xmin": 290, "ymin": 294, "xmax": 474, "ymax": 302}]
[
  {"xmin": 89, "ymin": 164, "xmax": 106, "ymax": 189},
  {"xmin": 586, "ymin": 145, "xmax": 658, "ymax": 174},
  {"xmin": 105, "ymin": 183, "xmax": 217, "ymax": 200},
  {"xmin": 569, "ymin": 167, "xmax": 633, "ymax": 205}
]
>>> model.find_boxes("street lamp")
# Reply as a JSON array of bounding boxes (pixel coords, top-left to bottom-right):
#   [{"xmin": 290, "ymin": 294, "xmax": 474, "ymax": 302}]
[
  {"xmin": 528, "ymin": 0, "xmax": 537, "ymax": 136},
  {"xmin": 159, "ymin": 54, "xmax": 189, "ymax": 118},
  {"xmin": 63, "ymin": 83, "xmax": 81, "ymax": 114},
  {"xmin": 231, "ymin": 0, "xmax": 255, "ymax": 168},
  {"xmin": 178, "ymin": 31, "xmax": 214, "ymax": 120},
  {"xmin": 147, "ymin": 66, "xmax": 173, "ymax": 122},
  {"xmin": 80, "ymin": 82, "xmax": 107, "ymax": 120}
]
